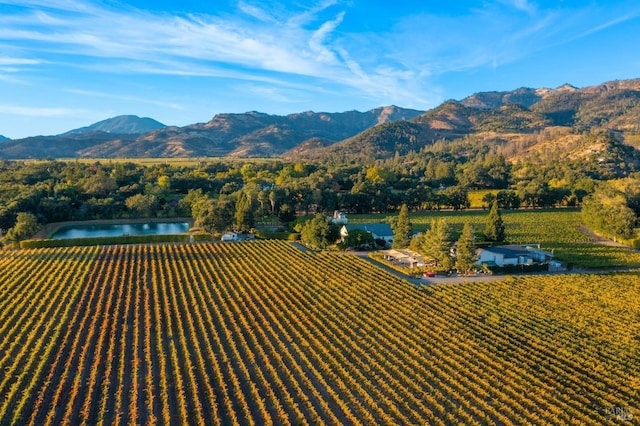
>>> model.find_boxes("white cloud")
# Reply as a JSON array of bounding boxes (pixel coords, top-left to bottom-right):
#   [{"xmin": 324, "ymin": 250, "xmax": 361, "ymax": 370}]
[
  {"xmin": 571, "ymin": 9, "xmax": 640, "ymax": 41},
  {"xmin": 0, "ymin": 57, "xmax": 42, "ymax": 65},
  {"xmin": 0, "ymin": 1, "xmax": 385, "ymax": 95},
  {"xmin": 309, "ymin": 12, "xmax": 345, "ymax": 64},
  {"xmin": 499, "ymin": 0, "xmax": 537, "ymax": 14},
  {"xmin": 236, "ymin": 1, "xmax": 278, "ymax": 23},
  {"xmin": 63, "ymin": 89, "xmax": 186, "ymax": 110},
  {"xmin": 0, "ymin": 104, "xmax": 86, "ymax": 117},
  {"xmin": 4, "ymin": 0, "xmax": 638, "ymax": 114}
]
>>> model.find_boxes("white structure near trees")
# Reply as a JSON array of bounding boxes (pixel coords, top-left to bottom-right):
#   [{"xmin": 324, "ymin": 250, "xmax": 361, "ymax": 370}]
[
  {"xmin": 329, "ymin": 211, "xmax": 348, "ymax": 225},
  {"xmin": 476, "ymin": 244, "xmax": 554, "ymax": 267}
]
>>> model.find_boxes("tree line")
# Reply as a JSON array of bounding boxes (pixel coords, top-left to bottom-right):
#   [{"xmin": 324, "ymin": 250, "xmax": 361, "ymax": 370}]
[{"xmin": 0, "ymin": 150, "xmax": 633, "ymax": 244}]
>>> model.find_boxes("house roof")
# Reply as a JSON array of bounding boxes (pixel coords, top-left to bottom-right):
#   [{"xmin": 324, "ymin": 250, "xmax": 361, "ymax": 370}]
[
  {"xmin": 343, "ymin": 223, "xmax": 394, "ymax": 238},
  {"xmin": 478, "ymin": 245, "xmax": 532, "ymax": 259}
]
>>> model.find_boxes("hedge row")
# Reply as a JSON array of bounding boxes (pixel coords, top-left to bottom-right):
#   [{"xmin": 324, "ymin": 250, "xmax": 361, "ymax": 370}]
[{"xmin": 20, "ymin": 233, "xmax": 212, "ymax": 248}]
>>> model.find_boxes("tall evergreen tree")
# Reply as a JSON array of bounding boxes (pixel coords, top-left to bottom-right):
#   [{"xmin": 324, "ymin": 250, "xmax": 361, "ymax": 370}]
[
  {"xmin": 421, "ymin": 219, "xmax": 453, "ymax": 270},
  {"xmin": 235, "ymin": 191, "xmax": 254, "ymax": 232},
  {"xmin": 392, "ymin": 204, "xmax": 413, "ymax": 248},
  {"xmin": 455, "ymin": 223, "xmax": 477, "ymax": 275},
  {"xmin": 484, "ymin": 199, "xmax": 505, "ymax": 242}
]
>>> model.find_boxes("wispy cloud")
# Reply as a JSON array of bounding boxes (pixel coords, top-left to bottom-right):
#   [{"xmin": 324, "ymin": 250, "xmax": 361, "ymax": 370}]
[
  {"xmin": 1, "ymin": 0, "xmax": 639, "ymax": 114},
  {"xmin": 309, "ymin": 11, "xmax": 345, "ymax": 64},
  {"xmin": 0, "ymin": 0, "xmax": 421, "ymax": 106},
  {"xmin": 498, "ymin": 0, "xmax": 537, "ymax": 14},
  {"xmin": 570, "ymin": 9, "xmax": 640, "ymax": 41},
  {"xmin": 0, "ymin": 104, "xmax": 86, "ymax": 117},
  {"xmin": 0, "ymin": 57, "xmax": 43, "ymax": 66},
  {"xmin": 63, "ymin": 89, "xmax": 186, "ymax": 110}
]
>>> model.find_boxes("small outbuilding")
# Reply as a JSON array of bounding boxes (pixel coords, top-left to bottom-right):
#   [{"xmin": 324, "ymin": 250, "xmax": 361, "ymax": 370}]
[{"xmin": 381, "ymin": 249, "xmax": 426, "ymax": 268}]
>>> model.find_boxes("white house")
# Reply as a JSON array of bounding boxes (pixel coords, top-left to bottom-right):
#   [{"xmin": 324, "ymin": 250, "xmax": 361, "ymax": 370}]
[
  {"xmin": 221, "ymin": 232, "xmax": 255, "ymax": 242},
  {"xmin": 329, "ymin": 211, "xmax": 348, "ymax": 225},
  {"xmin": 476, "ymin": 244, "xmax": 554, "ymax": 267},
  {"xmin": 221, "ymin": 232, "xmax": 238, "ymax": 241},
  {"xmin": 340, "ymin": 223, "xmax": 394, "ymax": 246}
]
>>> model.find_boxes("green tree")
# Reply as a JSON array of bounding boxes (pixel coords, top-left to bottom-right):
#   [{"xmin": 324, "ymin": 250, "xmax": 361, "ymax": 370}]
[
  {"xmin": 4, "ymin": 212, "xmax": 40, "ymax": 244},
  {"xmin": 235, "ymin": 191, "xmax": 254, "ymax": 232},
  {"xmin": 177, "ymin": 189, "xmax": 207, "ymax": 217},
  {"xmin": 391, "ymin": 204, "xmax": 412, "ymax": 248},
  {"xmin": 125, "ymin": 194, "xmax": 158, "ymax": 218},
  {"xmin": 421, "ymin": 219, "xmax": 453, "ymax": 270},
  {"xmin": 440, "ymin": 186, "xmax": 470, "ymax": 210},
  {"xmin": 341, "ymin": 228, "xmax": 374, "ymax": 250},
  {"xmin": 300, "ymin": 213, "xmax": 339, "ymax": 250},
  {"xmin": 582, "ymin": 189, "xmax": 636, "ymax": 240},
  {"xmin": 195, "ymin": 198, "xmax": 235, "ymax": 234},
  {"xmin": 455, "ymin": 223, "xmax": 477, "ymax": 275},
  {"xmin": 278, "ymin": 203, "xmax": 296, "ymax": 224},
  {"xmin": 484, "ymin": 200, "xmax": 505, "ymax": 242}
]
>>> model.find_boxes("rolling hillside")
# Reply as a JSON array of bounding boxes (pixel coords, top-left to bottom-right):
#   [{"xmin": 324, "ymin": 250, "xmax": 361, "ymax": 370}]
[{"xmin": 288, "ymin": 79, "xmax": 640, "ymax": 163}]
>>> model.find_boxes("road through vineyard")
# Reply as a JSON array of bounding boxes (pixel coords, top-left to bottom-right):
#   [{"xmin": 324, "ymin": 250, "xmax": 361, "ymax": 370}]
[{"xmin": 0, "ymin": 241, "xmax": 638, "ymax": 424}]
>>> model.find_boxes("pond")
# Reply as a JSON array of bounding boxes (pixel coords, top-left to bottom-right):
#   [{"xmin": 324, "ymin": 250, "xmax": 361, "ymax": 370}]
[{"xmin": 50, "ymin": 222, "xmax": 190, "ymax": 239}]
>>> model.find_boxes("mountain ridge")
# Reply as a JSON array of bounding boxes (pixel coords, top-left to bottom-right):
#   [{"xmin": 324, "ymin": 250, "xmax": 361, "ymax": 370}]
[
  {"xmin": 63, "ymin": 115, "xmax": 166, "ymax": 136},
  {"xmin": 287, "ymin": 79, "xmax": 640, "ymax": 162},
  {"xmin": 1, "ymin": 78, "xmax": 640, "ymax": 160},
  {"xmin": 0, "ymin": 106, "xmax": 423, "ymax": 158}
]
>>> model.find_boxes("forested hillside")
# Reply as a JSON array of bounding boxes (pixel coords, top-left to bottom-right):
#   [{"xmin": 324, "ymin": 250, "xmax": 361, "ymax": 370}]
[{"xmin": 290, "ymin": 79, "xmax": 640, "ymax": 164}]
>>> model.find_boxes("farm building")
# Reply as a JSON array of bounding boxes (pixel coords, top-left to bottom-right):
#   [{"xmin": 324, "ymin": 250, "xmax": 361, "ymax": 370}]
[
  {"xmin": 340, "ymin": 223, "xmax": 394, "ymax": 246},
  {"xmin": 476, "ymin": 244, "xmax": 554, "ymax": 268},
  {"xmin": 380, "ymin": 249, "xmax": 426, "ymax": 268}
]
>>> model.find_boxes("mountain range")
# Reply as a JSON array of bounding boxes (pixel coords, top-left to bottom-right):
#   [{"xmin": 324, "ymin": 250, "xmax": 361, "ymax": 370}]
[
  {"xmin": 0, "ymin": 78, "xmax": 639, "ymax": 161},
  {"xmin": 0, "ymin": 107, "xmax": 422, "ymax": 159},
  {"xmin": 286, "ymin": 79, "xmax": 640, "ymax": 163},
  {"xmin": 0, "ymin": 135, "xmax": 9, "ymax": 142}
]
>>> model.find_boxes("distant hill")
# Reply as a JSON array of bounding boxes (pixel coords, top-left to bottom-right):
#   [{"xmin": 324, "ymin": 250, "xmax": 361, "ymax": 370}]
[
  {"xmin": 0, "ymin": 106, "xmax": 422, "ymax": 159},
  {"xmin": 63, "ymin": 115, "xmax": 166, "ymax": 136},
  {"xmin": 0, "ymin": 132, "xmax": 137, "ymax": 159},
  {"xmin": 289, "ymin": 79, "xmax": 640, "ymax": 162},
  {"xmin": 0, "ymin": 135, "xmax": 9, "ymax": 143},
  {"xmin": 2, "ymin": 79, "xmax": 640, "ymax": 160}
]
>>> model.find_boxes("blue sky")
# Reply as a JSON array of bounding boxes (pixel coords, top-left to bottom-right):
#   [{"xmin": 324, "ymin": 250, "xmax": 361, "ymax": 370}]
[{"xmin": 1, "ymin": 0, "xmax": 640, "ymax": 138}]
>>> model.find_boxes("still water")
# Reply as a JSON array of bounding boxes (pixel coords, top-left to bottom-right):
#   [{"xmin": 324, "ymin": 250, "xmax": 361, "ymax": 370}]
[{"xmin": 51, "ymin": 222, "xmax": 190, "ymax": 239}]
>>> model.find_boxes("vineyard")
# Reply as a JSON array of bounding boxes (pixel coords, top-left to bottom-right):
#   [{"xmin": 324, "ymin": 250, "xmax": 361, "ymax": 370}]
[{"xmin": 1, "ymin": 240, "xmax": 639, "ymax": 424}]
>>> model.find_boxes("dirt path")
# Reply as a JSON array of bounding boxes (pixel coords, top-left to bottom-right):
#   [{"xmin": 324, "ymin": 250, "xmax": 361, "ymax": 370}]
[{"xmin": 578, "ymin": 224, "xmax": 632, "ymax": 248}]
